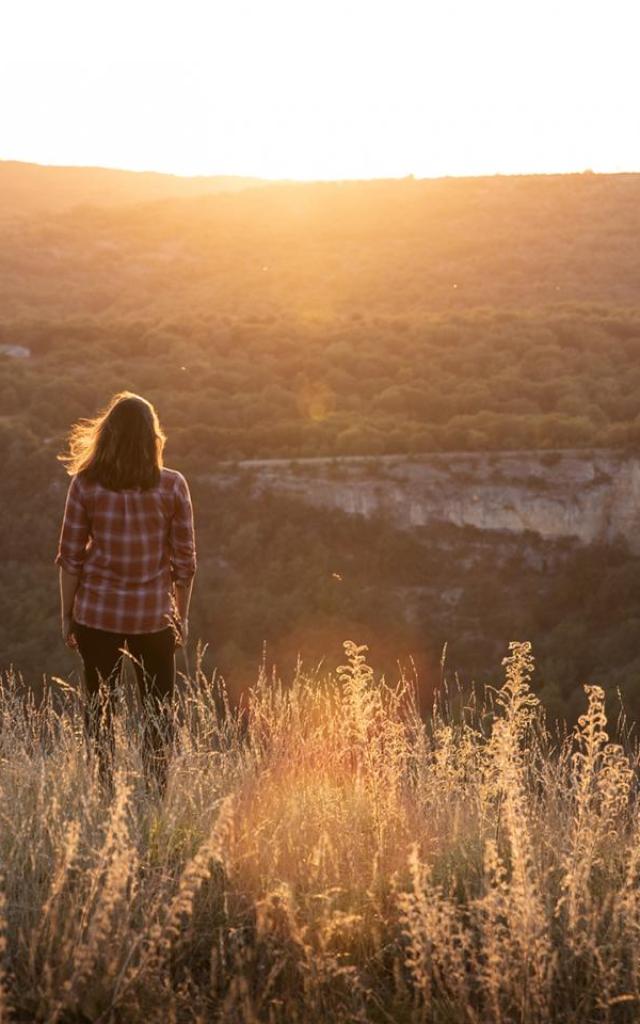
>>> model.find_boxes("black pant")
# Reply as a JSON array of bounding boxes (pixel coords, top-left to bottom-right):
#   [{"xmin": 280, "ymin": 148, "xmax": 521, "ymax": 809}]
[{"xmin": 73, "ymin": 619, "xmax": 176, "ymax": 793}]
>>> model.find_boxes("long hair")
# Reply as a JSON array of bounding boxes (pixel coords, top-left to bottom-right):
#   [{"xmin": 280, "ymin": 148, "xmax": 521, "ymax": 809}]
[{"xmin": 58, "ymin": 391, "xmax": 166, "ymax": 490}]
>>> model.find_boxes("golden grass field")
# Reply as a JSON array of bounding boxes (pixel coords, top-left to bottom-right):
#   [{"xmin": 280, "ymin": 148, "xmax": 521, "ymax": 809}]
[{"xmin": 0, "ymin": 639, "xmax": 638, "ymax": 1023}]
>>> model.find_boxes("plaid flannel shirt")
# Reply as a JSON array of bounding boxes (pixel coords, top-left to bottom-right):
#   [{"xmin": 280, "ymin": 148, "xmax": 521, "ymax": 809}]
[{"xmin": 55, "ymin": 468, "xmax": 196, "ymax": 634}]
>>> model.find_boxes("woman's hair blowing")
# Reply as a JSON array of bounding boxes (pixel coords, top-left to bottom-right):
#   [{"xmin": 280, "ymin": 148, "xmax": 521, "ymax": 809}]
[{"xmin": 58, "ymin": 391, "xmax": 166, "ymax": 490}]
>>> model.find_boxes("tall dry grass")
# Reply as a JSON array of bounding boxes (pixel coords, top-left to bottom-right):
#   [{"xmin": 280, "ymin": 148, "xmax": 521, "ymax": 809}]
[{"xmin": 0, "ymin": 639, "xmax": 639, "ymax": 1022}]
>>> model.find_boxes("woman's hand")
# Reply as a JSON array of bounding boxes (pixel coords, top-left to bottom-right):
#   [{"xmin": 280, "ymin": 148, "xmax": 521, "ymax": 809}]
[
  {"xmin": 62, "ymin": 614, "xmax": 78, "ymax": 649},
  {"xmin": 175, "ymin": 617, "xmax": 189, "ymax": 648}
]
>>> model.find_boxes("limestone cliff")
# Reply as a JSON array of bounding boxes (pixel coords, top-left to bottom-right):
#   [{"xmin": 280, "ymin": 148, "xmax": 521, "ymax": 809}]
[{"xmin": 215, "ymin": 450, "xmax": 640, "ymax": 551}]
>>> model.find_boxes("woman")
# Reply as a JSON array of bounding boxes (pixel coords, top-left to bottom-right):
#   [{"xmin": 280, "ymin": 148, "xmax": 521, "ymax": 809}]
[{"xmin": 55, "ymin": 391, "xmax": 197, "ymax": 794}]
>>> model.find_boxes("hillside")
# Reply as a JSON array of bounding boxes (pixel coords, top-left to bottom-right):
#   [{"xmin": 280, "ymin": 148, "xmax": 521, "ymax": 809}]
[
  {"xmin": 1, "ymin": 642, "xmax": 639, "ymax": 1022},
  {"xmin": 4, "ymin": 165, "xmax": 640, "ymax": 720},
  {"xmin": 0, "ymin": 159, "xmax": 272, "ymax": 218},
  {"xmin": 2, "ymin": 172, "xmax": 640, "ymax": 317}
]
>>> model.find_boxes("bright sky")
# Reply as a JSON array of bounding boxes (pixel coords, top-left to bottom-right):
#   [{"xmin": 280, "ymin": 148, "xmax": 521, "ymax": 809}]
[{"xmin": 1, "ymin": 0, "xmax": 638, "ymax": 181}]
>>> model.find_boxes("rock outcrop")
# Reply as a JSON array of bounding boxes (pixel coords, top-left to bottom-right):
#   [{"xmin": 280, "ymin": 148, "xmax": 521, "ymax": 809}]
[{"xmin": 215, "ymin": 449, "xmax": 640, "ymax": 551}]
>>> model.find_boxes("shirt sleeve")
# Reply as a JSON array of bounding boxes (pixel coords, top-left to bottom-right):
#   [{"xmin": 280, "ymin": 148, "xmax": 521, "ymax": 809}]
[
  {"xmin": 54, "ymin": 475, "xmax": 91, "ymax": 575},
  {"xmin": 169, "ymin": 473, "xmax": 197, "ymax": 586}
]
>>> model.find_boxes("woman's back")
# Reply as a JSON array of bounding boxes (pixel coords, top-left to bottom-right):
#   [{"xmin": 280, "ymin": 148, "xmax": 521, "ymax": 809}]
[{"xmin": 56, "ymin": 466, "xmax": 196, "ymax": 634}]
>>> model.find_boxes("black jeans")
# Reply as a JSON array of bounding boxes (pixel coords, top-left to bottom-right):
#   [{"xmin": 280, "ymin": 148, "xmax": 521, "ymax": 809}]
[{"xmin": 73, "ymin": 619, "xmax": 176, "ymax": 793}]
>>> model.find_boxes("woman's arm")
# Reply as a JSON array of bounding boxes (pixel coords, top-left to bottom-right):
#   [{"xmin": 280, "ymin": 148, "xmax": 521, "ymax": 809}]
[
  {"xmin": 174, "ymin": 578, "xmax": 194, "ymax": 645},
  {"xmin": 169, "ymin": 473, "xmax": 197, "ymax": 645},
  {"xmin": 54, "ymin": 474, "xmax": 90, "ymax": 646},
  {"xmin": 59, "ymin": 567, "xmax": 80, "ymax": 648}
]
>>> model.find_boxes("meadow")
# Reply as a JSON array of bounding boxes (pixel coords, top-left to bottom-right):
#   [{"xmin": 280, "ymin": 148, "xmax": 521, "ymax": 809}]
[{"xmin": 1, "ymin": 638, "xmax": 638, "ymax": 1023}]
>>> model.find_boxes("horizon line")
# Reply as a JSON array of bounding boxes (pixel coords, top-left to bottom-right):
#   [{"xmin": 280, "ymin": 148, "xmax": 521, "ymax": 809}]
[{"xmin": 2, "ymin": 156, "xmax": 640, "ymax": 185}]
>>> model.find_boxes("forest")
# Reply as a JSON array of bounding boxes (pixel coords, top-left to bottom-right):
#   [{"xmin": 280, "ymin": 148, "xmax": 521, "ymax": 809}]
[{"xmin": 3, "ymin": 165, "xmax": 640, "ymax": 722}]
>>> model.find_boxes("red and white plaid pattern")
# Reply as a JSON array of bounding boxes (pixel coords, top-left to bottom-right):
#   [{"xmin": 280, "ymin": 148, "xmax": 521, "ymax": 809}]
[{"xmin": 55, "ymin": 468, "xmax": 196, "ymax": 634}]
